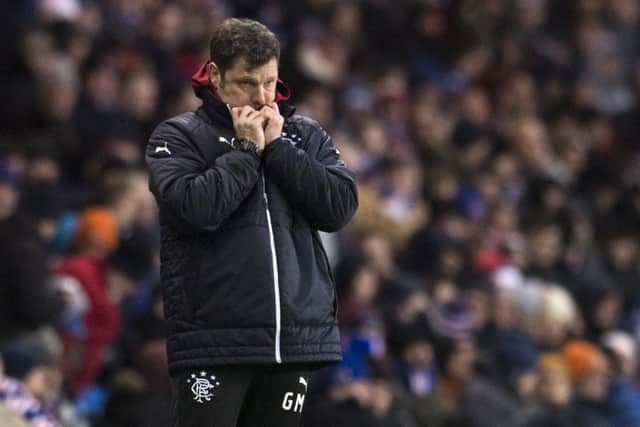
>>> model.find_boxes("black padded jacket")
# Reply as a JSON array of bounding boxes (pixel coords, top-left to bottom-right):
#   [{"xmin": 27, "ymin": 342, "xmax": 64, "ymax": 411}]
[{"xmin": 145, "ymin": 93, "xmax": 358, "ymax": 374}]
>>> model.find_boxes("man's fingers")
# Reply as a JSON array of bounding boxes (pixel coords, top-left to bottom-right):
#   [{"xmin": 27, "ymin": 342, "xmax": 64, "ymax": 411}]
[
  {"xmin": 240, "ymin": 106, "xmax": 256, "ymax": 117},
  {"xmin": 269, "ymin": 102, "xmax": 280, "ymax": 115},
  {"xmin": 260, "ymin": 106, "xmax": 277, "ymax": 120},
  {"xmin": 260, "ymin": 110, "xmax": 273, "ymax": 121},
  {"xmin": 231, "ymin": 105, "xmax": 275, "ymax": 133},
  {"xmin": 262, "ymin": 102, "xmax": 279, "ymax": 113},
  {"xmin": 252, "ymin": 115, "xmax": 266, "ymax": 126},
  {"xmin": 232, "ymin": 106, "xmax": 261, "ymax": 123}
]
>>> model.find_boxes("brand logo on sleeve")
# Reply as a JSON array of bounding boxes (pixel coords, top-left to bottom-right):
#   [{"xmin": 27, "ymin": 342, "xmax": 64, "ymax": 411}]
[
  {"xmin": 219, "ymin": 136, "xmax": 233, "ymax": 146},
  {"xmin": 154, "ymin": 141, "xmax": 172, "ymax": 155}
]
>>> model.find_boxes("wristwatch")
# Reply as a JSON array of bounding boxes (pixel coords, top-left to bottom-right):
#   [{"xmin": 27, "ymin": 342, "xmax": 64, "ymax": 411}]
[{"xmin": 233, "ymin": 137, "xmax": 263, "ymax": 157}]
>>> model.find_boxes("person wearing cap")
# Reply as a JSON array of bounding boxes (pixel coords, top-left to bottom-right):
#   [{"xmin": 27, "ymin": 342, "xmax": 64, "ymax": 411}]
[
  {"xmin": 145, "ymin": 18, "xmax": 358, "ymax": 427},
  {"xmin": 529, "ymin": 353, "xmax": 573, "ymax": 427},
  {"xmin": 601, "ymin": 331, "xmax": 640, "ymax": 427},
  {"xmin": 563, "ymin": 340, "xmax": 614, "ymax": 427},
  {"xmin": 51, "ymin": 207, "xmax": 121, "ymax": 396}
]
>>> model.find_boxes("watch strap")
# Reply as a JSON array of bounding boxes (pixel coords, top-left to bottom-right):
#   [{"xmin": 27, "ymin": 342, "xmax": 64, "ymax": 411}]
[{"xmin": 233, "ymin": 137, "xmax": 262, "ymax": 157}]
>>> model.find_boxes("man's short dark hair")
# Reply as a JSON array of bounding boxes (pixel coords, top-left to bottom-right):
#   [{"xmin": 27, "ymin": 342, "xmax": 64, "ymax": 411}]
[{"xmin": 209, "ymin": 18, "xmax": 280, "ymax": 75}]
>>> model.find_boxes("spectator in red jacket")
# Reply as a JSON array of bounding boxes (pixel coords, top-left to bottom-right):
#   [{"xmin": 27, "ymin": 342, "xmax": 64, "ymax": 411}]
[{"xmin": 52, "ymin": 207, "xmax": 121, "ymax": 396}]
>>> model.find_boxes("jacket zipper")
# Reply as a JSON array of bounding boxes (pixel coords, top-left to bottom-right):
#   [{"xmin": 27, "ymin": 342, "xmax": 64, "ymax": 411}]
[{"xmin": 262, "ymin": 172, "xmax": 282, "ymax": 363}]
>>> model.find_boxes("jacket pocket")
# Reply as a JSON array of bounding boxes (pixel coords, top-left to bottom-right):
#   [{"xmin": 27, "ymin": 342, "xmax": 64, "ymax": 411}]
[{"xmin": 191, "ymin": 227, "xmax": 275, "ymax": 328}]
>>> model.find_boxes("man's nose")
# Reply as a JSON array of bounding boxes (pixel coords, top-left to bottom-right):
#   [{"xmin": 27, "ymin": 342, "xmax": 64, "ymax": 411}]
[{"xmin": 252, "ymin": 89, "xmax": 267, "ymax": 108}]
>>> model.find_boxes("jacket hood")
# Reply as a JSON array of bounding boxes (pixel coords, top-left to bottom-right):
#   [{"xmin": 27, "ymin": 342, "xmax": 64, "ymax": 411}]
[{"xmin": 191, "ymin": 61, "xmax": 291, "ymax": 102}]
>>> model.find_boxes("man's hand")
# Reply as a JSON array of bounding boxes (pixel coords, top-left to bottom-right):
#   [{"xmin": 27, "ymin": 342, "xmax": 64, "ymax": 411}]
[
  {"xmin": 231, "ymin": 106, "xmax": 266, "ymax": 150},
  {"xmin": 261, "ymin": 103, "xmax": 284, "ymax": 145}
]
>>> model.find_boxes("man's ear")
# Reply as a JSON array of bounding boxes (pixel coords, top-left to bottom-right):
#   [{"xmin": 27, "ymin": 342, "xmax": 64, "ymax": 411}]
[{"xmin": 208, "ymin": 62, "xmax": 221, "ymax": 89}]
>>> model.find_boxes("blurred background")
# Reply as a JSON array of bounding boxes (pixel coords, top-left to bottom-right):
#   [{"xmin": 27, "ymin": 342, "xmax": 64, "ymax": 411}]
[{"xmin": 1, "ymin": 0, "xmax": 640, "ymax": 426}]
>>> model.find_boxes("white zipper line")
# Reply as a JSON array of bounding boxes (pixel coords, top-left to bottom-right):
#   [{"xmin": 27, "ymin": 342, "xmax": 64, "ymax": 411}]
[{"xmin": 262, "ymin": 172, "xmax": 282, "ymax": 363}]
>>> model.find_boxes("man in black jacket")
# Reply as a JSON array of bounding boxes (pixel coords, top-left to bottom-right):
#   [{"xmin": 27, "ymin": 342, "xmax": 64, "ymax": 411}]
[{"xmin": 145, "ymin": 18, "xmax": 358, "ymax": 427}]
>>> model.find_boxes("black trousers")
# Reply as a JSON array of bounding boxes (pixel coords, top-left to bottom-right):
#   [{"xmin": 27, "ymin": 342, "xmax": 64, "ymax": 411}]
[{"xmin": 171, "ymin": 365, "xmax": 312, "ymax": 427}]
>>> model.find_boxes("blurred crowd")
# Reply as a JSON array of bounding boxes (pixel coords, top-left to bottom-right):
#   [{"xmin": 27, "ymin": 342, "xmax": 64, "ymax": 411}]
[{"xmin": 1, "ymin": 0, "xmax": 640, "ymax": 426}]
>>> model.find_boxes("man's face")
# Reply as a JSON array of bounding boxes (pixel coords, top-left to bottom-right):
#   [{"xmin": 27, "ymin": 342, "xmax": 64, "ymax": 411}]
[
  {"xmin": 539, "ymin": 368, "xmax": 570, "ymax": 405},
  {"xmin": 24, "ymin": 366, "xmax": 63, "ymax": 403},
  {"xmin": 211, "ymin": 57, "xmax": 278, "ymax": 110},
  {"xmin": 0, "ymin": 184, "xmax": 18, "ymax": 221}
]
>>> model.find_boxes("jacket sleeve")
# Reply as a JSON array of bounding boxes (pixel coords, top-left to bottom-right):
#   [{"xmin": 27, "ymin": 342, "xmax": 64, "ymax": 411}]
[
  {"xmin": 262, "ymin": 124, "xmax": 358, "ymax": 232},
  {"xmin": 145, "ymin": 120, "xmax": 260, "ymax": 231}
]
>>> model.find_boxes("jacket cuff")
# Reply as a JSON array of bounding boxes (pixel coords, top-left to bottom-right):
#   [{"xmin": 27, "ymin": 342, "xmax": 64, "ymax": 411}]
[
  {"xmin": 227, "ymin": 146, "xmax": 262, "ymax": 167},
  {"xmin": 263, "ymin": 137, "xmax": 287, "ymax": 156}
]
